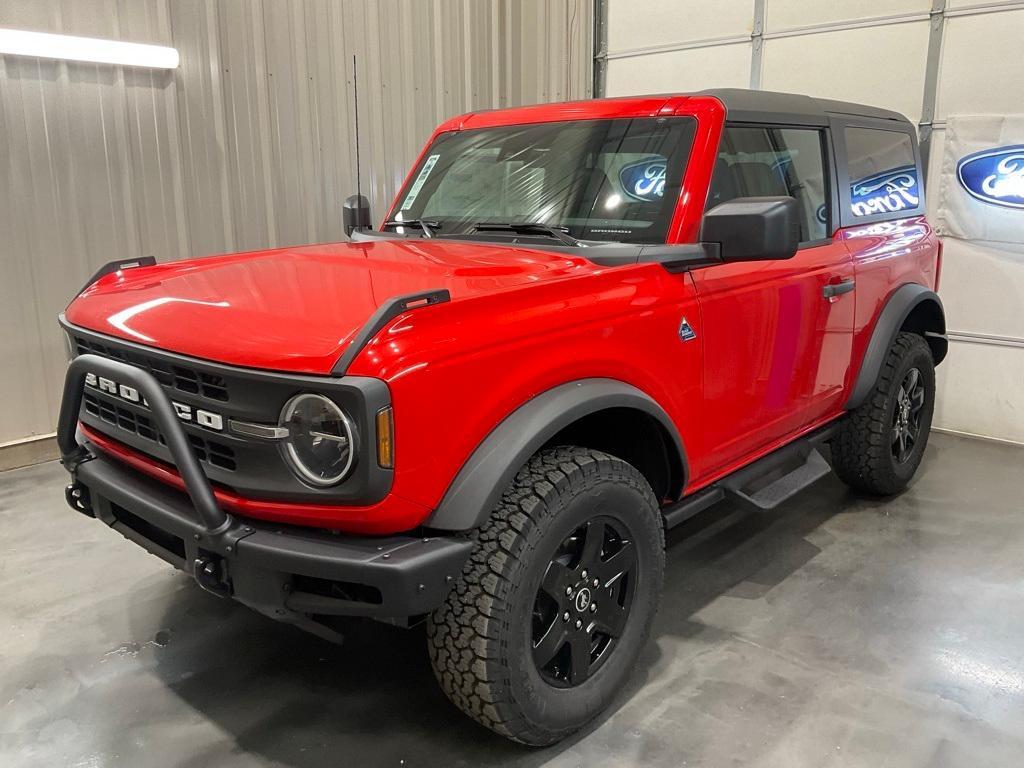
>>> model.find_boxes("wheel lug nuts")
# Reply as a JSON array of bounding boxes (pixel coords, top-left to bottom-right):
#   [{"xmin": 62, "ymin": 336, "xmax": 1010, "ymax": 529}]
[
  {"xmin": 581, "ymin": 569, "xmax": 588, "ymax": 579},
  {"xmin": 565, "ymin": 587, "xmax": 573, "ymax": 596},
  {"xmin": 590, "ymin": 603, "xmax": 597, "ymax": 612},
  {"xmin": 575, "ymin": 619, "xmax": 582, "ymax": 630},
  {"xmin": 592, "ymin": 578, "xmax": 599, "ymax": 587},
  {"xmin": 563, "ymin": 611, "xmax": 570, "ymax": 622}
]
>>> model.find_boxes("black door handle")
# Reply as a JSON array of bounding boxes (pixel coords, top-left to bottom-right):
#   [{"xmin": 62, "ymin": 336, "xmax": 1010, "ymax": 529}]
[{"xmin": 823, "ymin": 278, "xmax": 855, "ymax": 299}]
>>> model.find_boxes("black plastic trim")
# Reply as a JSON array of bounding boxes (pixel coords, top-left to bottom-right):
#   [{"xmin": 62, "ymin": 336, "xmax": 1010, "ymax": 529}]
[
  {"xmin": 331, "ymin": 289, "xmax": 451, "ymax": 376},
  {"xmin": 823, "ymin": 278, "xmax": 856, "ymax": 298},
  {"xmin": 846, "ymin": 284, "xmax": 946, "ymax": 410},
  {"xmin": 59, "ymin": 353, "xmax": 228, "ymax": 531},
  {"xmin": 75, "ymin": 454, "xmax": 472, "ymax": 621},
  {"xmin": 427, "ymin": 378, "xmax": 688, "ymax": 531},
  {"xmin": 76, "ymin": 256, "xmax": 156, "ymax": 299},
  {"xmin": 661, "ymin": 420, "xmax": 840, "ymax": 528},
  {"xmin": 698, "ymin": 88, "xmax": 911, "ymax": 127},
  {"xmin": 701, "ymin": 196, "xmax": 800, "ymax": 262}
]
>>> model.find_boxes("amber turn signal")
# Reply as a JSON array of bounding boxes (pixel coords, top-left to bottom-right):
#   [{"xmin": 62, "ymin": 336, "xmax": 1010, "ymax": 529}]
[{"xmin": 376, "ymin": 406, "xmax": 394, "ymax": 468}]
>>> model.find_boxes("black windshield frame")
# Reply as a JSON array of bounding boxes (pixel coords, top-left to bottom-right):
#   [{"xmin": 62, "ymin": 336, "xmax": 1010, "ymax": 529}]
[{"xmin": 388, "ymin": 117, "xmax": 698, "ymax": 245}]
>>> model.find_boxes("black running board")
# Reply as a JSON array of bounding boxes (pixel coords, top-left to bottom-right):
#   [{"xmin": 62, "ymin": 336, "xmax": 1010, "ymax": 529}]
[
  {"xmin": 720, "ymin": 444, "xmax": 831, "ymax": 512},
  {"xmin": 662, "ymin": 424, "xmax": 837, "ymax": 529}
]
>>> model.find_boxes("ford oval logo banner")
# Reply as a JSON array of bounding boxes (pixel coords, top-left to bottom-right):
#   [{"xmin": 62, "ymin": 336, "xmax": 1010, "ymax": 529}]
[
  {"xmin": 619, "ymin": 158, "xmax": 666, "ymax": 202},
  {"xmin": 956, "ymin": 145, "xmax": 1024, "ymax": 209},
  {"xmin": 850, "ymin": 165, "xmax": 920, "ymax": 217}
]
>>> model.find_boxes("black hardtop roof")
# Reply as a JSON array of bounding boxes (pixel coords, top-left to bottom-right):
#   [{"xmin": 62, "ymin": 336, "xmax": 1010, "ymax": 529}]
[{"xmin": 696, "ymin": 88, "xmax": 911, "ymax": 127}]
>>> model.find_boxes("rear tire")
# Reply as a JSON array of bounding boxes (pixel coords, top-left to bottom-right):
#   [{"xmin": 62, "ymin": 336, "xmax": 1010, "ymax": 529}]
[
  {"xmin": 426, "ymin": 446, "xmax": 664, "ymax": 745},
  {"xmin": 832, "ymin": 332, "xmax": 935, "ymax": 495}
]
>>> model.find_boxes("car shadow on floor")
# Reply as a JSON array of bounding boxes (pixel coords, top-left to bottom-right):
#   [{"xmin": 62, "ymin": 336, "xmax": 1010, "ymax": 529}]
[{"xmin": 144, "ymin": 470, "xmax": 876, "ymax": 767}]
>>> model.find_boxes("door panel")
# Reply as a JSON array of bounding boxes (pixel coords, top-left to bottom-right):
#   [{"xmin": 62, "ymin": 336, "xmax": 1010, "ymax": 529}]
[{"xmin": 690, "ymin": 240, "xmax": 854, "ymax": 477}]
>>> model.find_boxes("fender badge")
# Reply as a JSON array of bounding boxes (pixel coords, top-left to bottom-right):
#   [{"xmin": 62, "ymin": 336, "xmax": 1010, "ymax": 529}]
[{"xmin": 678, "ymin": 318, "xmax": 697, "ymax": 342}]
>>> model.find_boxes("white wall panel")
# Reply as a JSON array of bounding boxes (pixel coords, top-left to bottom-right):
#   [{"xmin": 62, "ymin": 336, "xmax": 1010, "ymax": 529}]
[
  {"xmin": 935, "ymin": 341, "xmax": 1024, "ymax": 445},
  {"xmin": 761, "ymin": 22, "xmax": 931, "ymax": 124},
  {"xmin": 0, "ymin": 0, "xmax": 592, "ymax": 444},
  {"xmin": 938, "ymin": 241, "xmax": 1024, "ymax": 340},
  {"xmin": 765, "ymin": 0, "xmax": 929, "ymax": 32},
  {"xmin": 935, "ymin": 10, "xmax": 1024, "ymax": 120},
  {"xmin": 606, "ymin": 43, "xmax": 753, "ymax": 96},
  {"xmin": 608, "ymin": 0, "xmax": 754, "ymax": 53}
]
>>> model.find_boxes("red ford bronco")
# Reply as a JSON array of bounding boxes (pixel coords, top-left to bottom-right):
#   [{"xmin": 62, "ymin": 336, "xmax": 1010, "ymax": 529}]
[{"xmin": 57, "ymin": 89, "xmax": 946, "ymax": 744}]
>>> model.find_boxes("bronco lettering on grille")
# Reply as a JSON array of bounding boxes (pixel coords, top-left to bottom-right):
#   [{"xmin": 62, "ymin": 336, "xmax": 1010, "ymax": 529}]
[{"xmin": 84, "ymin": 372, "xmax": 224, "ymax": 431}]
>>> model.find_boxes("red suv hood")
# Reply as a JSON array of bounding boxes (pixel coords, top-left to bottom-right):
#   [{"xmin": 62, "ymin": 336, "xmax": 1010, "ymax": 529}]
[{"xmin": 65, "ymin": 239, "xmax": 591, "ymax": 374}]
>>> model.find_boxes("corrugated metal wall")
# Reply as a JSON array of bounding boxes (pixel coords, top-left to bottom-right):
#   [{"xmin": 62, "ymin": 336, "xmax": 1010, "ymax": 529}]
[{"xmin": 0, "ymin": 0, "xmax": 593, "ymax": 446}]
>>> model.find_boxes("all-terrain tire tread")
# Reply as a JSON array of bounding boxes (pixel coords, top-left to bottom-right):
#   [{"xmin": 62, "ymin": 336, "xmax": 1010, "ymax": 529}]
[
  {"xmin": 426, "ymin": 446, "xmax": 661, "ymax": 745},
  {"xmin": 832, "ymin": 331, "xmax": 932, "ymax": 495}
]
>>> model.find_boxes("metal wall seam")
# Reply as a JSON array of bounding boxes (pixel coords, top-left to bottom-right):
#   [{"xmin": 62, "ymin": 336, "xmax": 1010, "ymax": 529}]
[
  {"xmin": 947, "ymin": 331, "xmax": 1024, "ymax": 350},
  {"xmin": 606, "ymin": 33, "xmax": 751, "ymax": 61},
  {"xmin": 918, "ymin": 0, "xmax": 947, "ymax": 180},
  {"xmin": 944, "ymin": 0, "xmax": 1024, "ymax": 17},
  {"xmin": 749, "ymin": 0, "xmax": 766, "ymax": 89},
  {"xmin": 762, "ymin": 11, "xmax": 932, "ymax": 39}
]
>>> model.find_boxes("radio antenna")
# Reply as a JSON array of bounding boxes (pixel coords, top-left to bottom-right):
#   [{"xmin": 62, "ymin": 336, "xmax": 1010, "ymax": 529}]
[{"xmin": 352, "ymin": 54, "xmax": 362, "ymax": 204}]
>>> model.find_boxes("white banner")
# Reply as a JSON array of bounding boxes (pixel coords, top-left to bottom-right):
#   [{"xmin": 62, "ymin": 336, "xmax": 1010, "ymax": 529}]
[{"xmin": 936, "ymin": 115, "xmax": 1024, "ymax": 246}]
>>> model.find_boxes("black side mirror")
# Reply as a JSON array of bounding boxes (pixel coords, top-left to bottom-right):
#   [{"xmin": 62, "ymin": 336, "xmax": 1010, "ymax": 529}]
[
  {"xmin": 701, "ymin": 196, "xmax": 800, "ymax": 263},
  {"xmin": 343, "ymin": 194, "xmax": 372, "ymax": 237}
]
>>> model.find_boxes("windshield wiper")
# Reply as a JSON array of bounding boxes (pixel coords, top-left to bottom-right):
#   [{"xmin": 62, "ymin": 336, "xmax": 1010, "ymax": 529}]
[
  {"xmin": 381, "ymin": 218, "xmax": 439, "ymax": 238},
  {"xmin": 471, "ymin": 221, "xmax": 581, "ymax": 247}
]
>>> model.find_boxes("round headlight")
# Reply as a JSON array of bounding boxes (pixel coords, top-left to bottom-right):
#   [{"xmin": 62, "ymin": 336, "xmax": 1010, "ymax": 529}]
[{"xmin": 280, "ymin": 394, "xmax": 356, "ymax": 487}]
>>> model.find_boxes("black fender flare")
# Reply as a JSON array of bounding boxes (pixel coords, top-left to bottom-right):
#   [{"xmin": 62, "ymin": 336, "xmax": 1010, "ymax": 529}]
[
  {"xmin": 846, "ymin": 283, "xmax": 947, "ymax": 410},
  {"xmin": 426, "ymin": 378, "xmax": 688, "ymax": 532}
]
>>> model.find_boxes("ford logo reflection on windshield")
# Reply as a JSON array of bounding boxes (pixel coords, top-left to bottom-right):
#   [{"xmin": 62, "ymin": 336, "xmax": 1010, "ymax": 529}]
[{"xmin": 619, "ymin": 158, "xmax": 666, "ymax": 202}]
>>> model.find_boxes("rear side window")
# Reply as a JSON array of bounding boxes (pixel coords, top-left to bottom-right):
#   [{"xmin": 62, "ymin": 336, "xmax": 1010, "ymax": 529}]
[
  {"xmin": 844, "ymin": 127, "xmax": 920, "ymax": 219},
  {"xmin": 708, "ymin": 125, "xmax": 829, "ymax": 243}
]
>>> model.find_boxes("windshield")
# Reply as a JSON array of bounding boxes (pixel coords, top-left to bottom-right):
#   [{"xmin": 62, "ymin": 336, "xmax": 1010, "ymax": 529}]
[{"xmin": 390, "ymin": 117, "xmax": 697, "ymax": 244}]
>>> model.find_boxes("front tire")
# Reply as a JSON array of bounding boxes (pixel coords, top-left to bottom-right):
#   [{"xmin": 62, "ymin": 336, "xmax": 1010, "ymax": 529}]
[
  {"xmin": 426, "ymin": 447, "xmax": 665, "ymax": 745},
  {"xmin": 833, "ymin": 331, "xmax": 936, "ymax": 495}
]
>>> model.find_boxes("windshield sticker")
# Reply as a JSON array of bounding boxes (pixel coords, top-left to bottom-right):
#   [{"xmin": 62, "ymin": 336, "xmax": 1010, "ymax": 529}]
[
  {"xmin": 850, "ymin": 165, "xmax": 919, "ymax": 217},
  {"xmin": 401, "ymin": 154, "xmax": 440, "ymax": 210},
  {"xmin": 619, "ymin": 157, "xmax": 667, "ymax": 202}
]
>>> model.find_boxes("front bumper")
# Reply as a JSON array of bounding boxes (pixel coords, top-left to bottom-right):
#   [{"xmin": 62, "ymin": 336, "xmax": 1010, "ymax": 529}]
[{"xmin": 58, "ymin": 355, "xmax": 471, "ymax": 630}]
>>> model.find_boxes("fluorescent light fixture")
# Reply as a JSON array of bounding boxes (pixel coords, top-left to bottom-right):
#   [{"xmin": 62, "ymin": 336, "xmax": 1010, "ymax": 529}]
[{"xmin": 0, "ymin": 27, "xmax": 179, "ymax": 69}]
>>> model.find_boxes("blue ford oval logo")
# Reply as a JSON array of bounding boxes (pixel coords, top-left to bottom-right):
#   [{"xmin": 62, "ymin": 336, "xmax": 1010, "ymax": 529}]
[
  {"xmin": 957, "ymin": 145, "xmax": 1024, "ymax": 209},
  {"xmin": 619, "ymin": 158, "xmax": 666, "ymax": 202},
  {"xmin": 850, "ymin": 165, "xmax": 920, "ymax": 217}
]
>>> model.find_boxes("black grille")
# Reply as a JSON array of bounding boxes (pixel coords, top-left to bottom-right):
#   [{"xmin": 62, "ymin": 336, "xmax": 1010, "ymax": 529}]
[
  {"xmin": 75, "ymin": 337, "xmax": 229, "ymax": 402},
  {"xmin": 66, "ymin": 321, "xmax": 390, "ymax": 506},
  {"xmin": 84, "ymin": 391, "xmax": 236, "ymax": 471}
]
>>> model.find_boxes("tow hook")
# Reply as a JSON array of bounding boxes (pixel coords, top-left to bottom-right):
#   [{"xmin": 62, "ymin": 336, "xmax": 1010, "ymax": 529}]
[
  {"xmin": 194, "ymin": 555, "xmax": 232, "ymax": 597},
  {"xmin": 65, "ymin": 482, "xmax": 94, "ymax": 517}
]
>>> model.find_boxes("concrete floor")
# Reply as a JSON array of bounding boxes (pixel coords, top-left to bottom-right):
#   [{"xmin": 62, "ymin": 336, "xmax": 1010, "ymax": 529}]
[{"xmin": 2, "ymin": 432, "xmax": 1023, "ymax": 767}]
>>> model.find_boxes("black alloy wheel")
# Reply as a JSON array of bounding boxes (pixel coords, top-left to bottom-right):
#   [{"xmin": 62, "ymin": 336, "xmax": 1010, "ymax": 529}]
[
  {"xmin": 892, "ymin": 367, "xmax": 926, "ymax": 464},
  {"xmin": 532, "ymin": 516, "xmax": 637, "ymax": 687}
]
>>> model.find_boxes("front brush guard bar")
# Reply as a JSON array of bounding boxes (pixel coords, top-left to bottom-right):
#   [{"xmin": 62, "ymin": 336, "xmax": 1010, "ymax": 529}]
[{"xmin": 57, "ymin": 354, "xmax": 241, "ymax": 568}]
